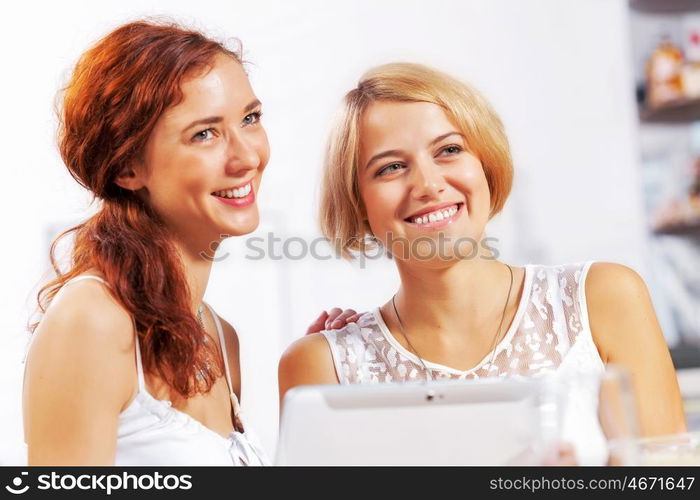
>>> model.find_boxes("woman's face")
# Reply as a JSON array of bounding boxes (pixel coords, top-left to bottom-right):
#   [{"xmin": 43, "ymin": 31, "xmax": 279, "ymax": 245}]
[
  {"xmin": 357, "ymin": 100, "xmax": 491, "ymax": 264},
  {"xmin": 138, "ymin": 53, "xmax": 270, "ymax": 245}
]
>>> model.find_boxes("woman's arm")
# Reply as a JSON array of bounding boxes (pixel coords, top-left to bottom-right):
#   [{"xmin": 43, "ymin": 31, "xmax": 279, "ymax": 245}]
[
  {"xmin": 586, "ymin": 262, "xmax": 687, "ymax": 437},
  {"xmin": 278, "ymin": 333, "xmax": 339, "ymax": 410},
  {"xmin": 23, "ymin": 280, "xmax": 136, "ymax": 465}
]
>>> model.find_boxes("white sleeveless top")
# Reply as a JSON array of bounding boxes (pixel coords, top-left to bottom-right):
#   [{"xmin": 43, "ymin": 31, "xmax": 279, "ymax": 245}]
[
  {"xmin": 321, "ymin": 262, "xmax": 609, "ymax": 465},
  {"xmin": 35, "ymin": 274, "xmax": 269, "ymax": 466}
]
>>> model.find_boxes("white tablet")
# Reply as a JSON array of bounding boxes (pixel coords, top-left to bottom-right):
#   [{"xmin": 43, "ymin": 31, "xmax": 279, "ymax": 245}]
[{"xmin": 276, "ymin": 378, "xmax": 544, "ymax": 465}]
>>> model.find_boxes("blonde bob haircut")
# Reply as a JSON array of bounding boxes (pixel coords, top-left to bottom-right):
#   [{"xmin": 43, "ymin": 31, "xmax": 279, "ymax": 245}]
[{"xmin": 320, "ymin": 62, "xmax": 513, "ymax": 259}]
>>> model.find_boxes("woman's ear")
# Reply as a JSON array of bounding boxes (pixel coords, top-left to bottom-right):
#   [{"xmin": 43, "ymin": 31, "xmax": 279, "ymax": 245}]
[{"xmin": 114, "ymin": 162, "xmax": 147, "ymax": 192}]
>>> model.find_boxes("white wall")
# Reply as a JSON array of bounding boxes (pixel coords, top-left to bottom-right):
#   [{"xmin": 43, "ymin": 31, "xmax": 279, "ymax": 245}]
[{"xmin": 0, "ymin": 0, "xmax": 644, "ymax": 463}]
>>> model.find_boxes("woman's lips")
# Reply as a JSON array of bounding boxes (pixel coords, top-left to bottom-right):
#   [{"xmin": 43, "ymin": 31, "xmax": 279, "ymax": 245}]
[{"xmin": 211, "ymin": 182, "xmax": 255, "ymax": 208}]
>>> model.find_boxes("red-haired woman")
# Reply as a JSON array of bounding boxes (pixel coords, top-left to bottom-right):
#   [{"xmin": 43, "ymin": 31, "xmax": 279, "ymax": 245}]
[{"xmin": 22, "ymin": 20, "xmax": 353, "ymax": 466}]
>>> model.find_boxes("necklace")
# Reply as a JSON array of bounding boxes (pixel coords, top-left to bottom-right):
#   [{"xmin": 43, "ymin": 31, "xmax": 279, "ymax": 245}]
[
  {"xmin": 390, "ymin": 263, "xmax": 514, "ymax": 382},
  {"xmin": 196, "ymin": 304, "xmax": 213, "ymax": 382}
]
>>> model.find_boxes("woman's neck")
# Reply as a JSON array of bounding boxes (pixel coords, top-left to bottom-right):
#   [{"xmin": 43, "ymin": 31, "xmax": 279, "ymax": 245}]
[
  {"xmin": 392, "ymin": 257, "xmax": 515, "ymax": 339},
  {"xmin": 173, "ymin": 234, "xmax": 215, "ymax": 315}
]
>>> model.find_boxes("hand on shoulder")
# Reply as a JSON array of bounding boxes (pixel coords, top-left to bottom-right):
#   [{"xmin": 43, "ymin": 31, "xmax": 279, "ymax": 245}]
[{"xmin": 306, "ymin": 308, "xmax": 361, "ymax": 334}]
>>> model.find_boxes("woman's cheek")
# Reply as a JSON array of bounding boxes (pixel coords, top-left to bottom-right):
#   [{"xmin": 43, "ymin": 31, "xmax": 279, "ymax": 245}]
[{"xmin": 257, "ymin": 133, "xmax": 271, "ymax": 169}]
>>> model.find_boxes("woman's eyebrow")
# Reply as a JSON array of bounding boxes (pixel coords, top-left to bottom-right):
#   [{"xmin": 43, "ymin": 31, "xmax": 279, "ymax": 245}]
[
  {"xmin": 243, "ymin": 99, "xmax": 262, "ymax": 112},
  {"xmin": 365, "ymin": 131, "xmax": 464, "ymax": 170},
  {"xmin": 365, "ymin": 149, "xmax": 403, "ymax": 170},
  {"xmin": 183, "ymin": 116, "xmax": 223, "ymax": 133},
  {"xmin": 182, "ymin": 99, "xmax": 262, "ymax": 133},
  {"xmin": 429, "ymin": 131, "xmax": 463, "ymax": 146}
]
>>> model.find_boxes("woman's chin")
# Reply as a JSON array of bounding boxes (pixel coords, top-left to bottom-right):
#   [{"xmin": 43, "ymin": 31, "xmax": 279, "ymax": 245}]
[
  {"xmin": 221, "ymin": 219, "xmax": 259, "ymax": 237},
  {"xmin": 399, "ymin": 252, "xmax": 470, "ymax": 268}
]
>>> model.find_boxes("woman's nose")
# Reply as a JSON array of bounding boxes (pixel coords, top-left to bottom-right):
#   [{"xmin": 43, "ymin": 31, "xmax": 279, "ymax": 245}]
[
  {"xmin": 409, "ymin": 159, "xmax": 445, "ymax": 200},
  {"xmin": 225, "ymin": 132, "xmax": 261, "ymax": 174}
]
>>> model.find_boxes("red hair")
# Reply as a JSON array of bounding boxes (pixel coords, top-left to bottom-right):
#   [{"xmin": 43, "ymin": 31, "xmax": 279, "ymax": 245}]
[{"xmin": 32, "ymin": 20, "xmax": 242, "ymax": 397}]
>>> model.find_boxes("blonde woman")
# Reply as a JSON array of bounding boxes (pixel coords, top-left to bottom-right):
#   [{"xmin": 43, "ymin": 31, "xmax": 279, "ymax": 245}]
[{"xmin": 279, "ymin": 63, "xmax": 686, "ymax": 464}]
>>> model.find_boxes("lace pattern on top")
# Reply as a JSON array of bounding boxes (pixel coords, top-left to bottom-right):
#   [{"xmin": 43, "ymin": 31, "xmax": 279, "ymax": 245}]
[{"xmin": 322, "ymin": 262, "xmax": 602, "ymax": 384}]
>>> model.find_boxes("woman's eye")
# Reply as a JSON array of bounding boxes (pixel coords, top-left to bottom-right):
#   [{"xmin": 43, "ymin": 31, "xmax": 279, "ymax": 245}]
[
  {"xmin": 377, "ymin": 163, "xmax": 404, "ymax": 176},
  {"xmin": 242, "ymin": 111, "xmax": 262, "ymax": 126},
  {"xmin": 440, "ymin": 145, "xmax": 463, "ymax": 155},
  {"xmin": 192, "ymin": 128, "xmax": 215, "ymax": 142}
]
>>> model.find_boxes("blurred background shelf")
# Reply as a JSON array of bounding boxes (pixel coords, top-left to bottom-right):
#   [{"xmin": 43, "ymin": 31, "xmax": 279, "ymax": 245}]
[
  {"xmin": 677, "ymin": 367, "xmax": 700, "ymax": 430},
  {"xmin": 631, "ymin": 0, "xmax": 700, "ymax": 14},
  {"xmin": 629, "ymin": 0, "xmax": 700, "ymax": 375},
  {"xmin": 652, "ymin": 217, "xmax": 700, "ymax": 234},
  {"xmin": 673, "ymin": 343, "xmax": 700, "ymax": 369},
  {"xmin": 640, "ymin": 98, "xmax": 700, "ymax": 123}
]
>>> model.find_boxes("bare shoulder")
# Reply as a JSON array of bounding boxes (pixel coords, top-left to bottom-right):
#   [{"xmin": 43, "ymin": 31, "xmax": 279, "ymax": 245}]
[
  {"xmin": 278, "ymin": 333, "xmax": 338, "ymax": 404},
  {"xmin": 209, "ymin": 312, "xmax": 241, "ymax": 398},
  {"xmin": 24, "ymin": 276, "xmax": 137, "ymax": 463},
  {"xmin": 279, "ymin": 333, "xmax": 335, "ymax": 372},
  {"xmin": 214, "ymin": 314, "xmax": 240, "ymax": 354},
  {"xmin": 584, "ymin": 262, "xmax": 658, "ymax": 361},
  {"xmin": 27, "ymin": 277, "xmax": 136, "ymax": 406},
  {"xmin": 35, "ymin": 276, "xmax": 134, "ymax": 350},
  {"xmin": 585, "ymin": 262, "xmax": 647, "ymax": 301}
]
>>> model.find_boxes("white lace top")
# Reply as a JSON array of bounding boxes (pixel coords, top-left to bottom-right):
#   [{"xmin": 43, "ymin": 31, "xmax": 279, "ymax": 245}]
[{"xmin": 321, "ymin": 261, "xmax": 609, "ymax": 465}]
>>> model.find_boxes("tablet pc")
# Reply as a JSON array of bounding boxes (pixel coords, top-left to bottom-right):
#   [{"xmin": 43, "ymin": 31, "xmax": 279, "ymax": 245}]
[{"xmin": 276, "ymin": 378, "xmax": 543, "ymax": 465}]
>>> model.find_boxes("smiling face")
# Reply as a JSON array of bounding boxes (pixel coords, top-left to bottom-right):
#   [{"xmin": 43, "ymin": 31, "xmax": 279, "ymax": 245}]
[
  {"xmin": 358, "ymin": 100, "xmax": 492, "ymax": 263},
  {"xmin": 135, "ymin": 53, "xmax": 269, "ymax": 244}
]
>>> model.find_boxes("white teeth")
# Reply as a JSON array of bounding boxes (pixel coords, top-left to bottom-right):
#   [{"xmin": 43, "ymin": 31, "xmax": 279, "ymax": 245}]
[
  {"xmin": 410, "ymin": 204, "xmax": 459, "ymax": 224},
  {"xmin": 214, "ymin": 183, "xmax": 252, "ymax": 199}
]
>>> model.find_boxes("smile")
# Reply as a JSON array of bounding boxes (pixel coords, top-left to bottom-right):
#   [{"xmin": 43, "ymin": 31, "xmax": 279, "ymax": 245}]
[
  {"xmin": 211, "ymin": 181, "xmax": 255, "ymax": 207},
  {"xmin": 403, "ymin": 202, "xmax": 464, "ymax": 229}
]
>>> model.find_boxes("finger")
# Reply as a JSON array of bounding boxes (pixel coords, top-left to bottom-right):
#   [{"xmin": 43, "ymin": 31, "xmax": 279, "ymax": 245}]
[
  {"xmin": 324, "ymin": 308, "xmax": 343, "ymax": 329},
  {"xmin": 330, "ymin": 309, "xmax": 359, "ymax": 329},
  {"xmin": 542, "ymin": 442, "xmax": 577, "ymax": 466},
  {"xmin": 556, "ymin": 443, "xmax": 578, "ymax": 466},
  {"xmin": 306, "ymin": 311, "xmax": 329, "ymax": 335}
]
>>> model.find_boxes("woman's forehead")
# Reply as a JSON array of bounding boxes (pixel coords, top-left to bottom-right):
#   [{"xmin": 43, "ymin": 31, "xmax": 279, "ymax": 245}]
[
  {"xmin": 359, "ymin": 101, "xmax": 459, "ymax": 153},
  {"xmin": 161, "ymin": 56, "xmax": 254, "ymax": 128}
]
